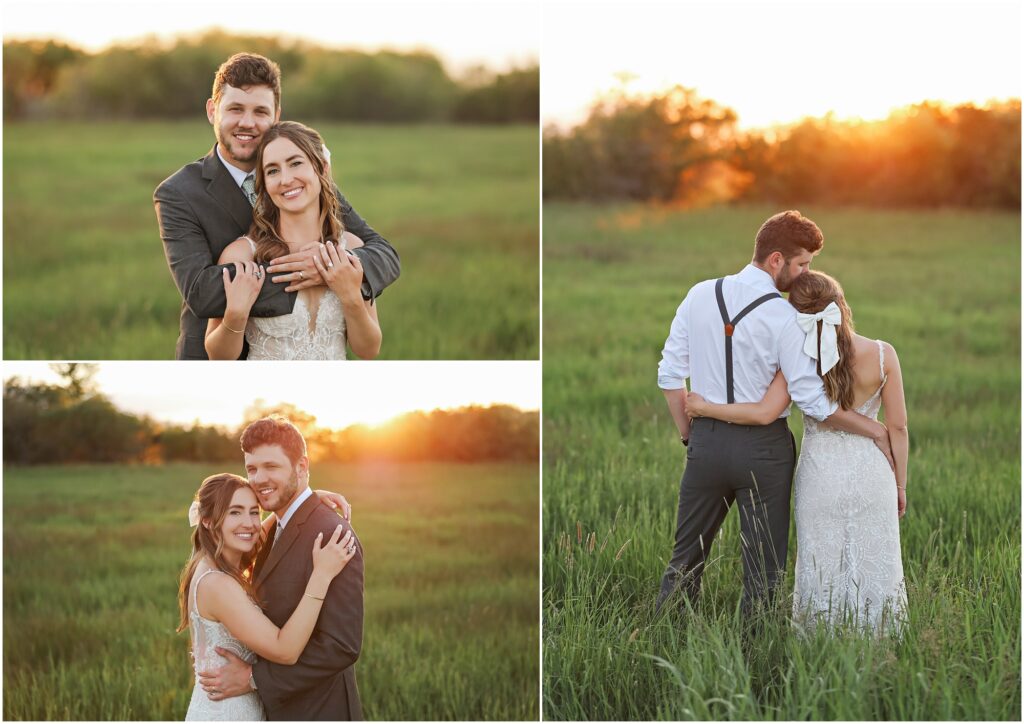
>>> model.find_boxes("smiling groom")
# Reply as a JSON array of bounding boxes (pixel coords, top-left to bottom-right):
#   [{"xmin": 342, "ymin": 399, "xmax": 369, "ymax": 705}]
[
  {"xmin": 154, "ymin": 53, "xmax": 400, "ymax": 359},
  {"xmin": 200, "ymin": 416, "xmax": 364, "ymax": 720}
]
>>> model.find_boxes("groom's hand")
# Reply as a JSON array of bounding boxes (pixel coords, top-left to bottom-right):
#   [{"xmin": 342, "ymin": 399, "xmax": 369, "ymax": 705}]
[
  {"xmin": 268, "ymin": 245, "xmax": 327, "ymax": 292},
  {"xmin": 197, "ymin": 647, "xmax": 253, "ymax": 700},
  {"xmin": 871, "ymin": 427, "xmax": 896, "ymax": 472}
]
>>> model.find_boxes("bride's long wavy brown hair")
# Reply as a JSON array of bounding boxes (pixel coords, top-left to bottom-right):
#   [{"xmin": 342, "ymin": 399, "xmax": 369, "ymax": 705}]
[
  {"xmin": 247, "ymin": 121, "xmax": 344, "ymax": 264},
  {"xmin": 176, "ymin": 474, "xmax": 263, "ymax": 633},
  {"xmin": 788, "ymin": 270, "xmax": 856, "ymax": 410}
]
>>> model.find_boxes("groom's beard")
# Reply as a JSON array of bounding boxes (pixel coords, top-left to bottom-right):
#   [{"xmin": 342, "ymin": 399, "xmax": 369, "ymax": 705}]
[
  {"xmin": 254, "ymin": 467, "xmax": 300, "ymax": 515},
  {"xmin": 775, "ymin": 265, "xmax": 796, "ymax": 292},
  {"xmin": 217, "ymin": 127, "xmax": 260, "ymax": 166}
]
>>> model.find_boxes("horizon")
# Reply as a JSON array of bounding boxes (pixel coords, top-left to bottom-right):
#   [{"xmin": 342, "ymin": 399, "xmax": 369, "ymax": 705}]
[
  {"xmin": 3, "ymin": 362, "xmax": 540, "ymax": 429},
  {"xmin": 542, "ymin": 1, "xmax": 1020, "ymax": 130},
  {"xmin": 2, "ymin": 0, "xmax": 539, "ymax": 75}
]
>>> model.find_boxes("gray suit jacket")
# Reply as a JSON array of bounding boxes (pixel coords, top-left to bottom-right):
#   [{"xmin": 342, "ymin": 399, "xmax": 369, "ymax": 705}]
[
  {"xmin": 252, "ymin": 495, "xmax": 364, "ymax": 720},
  {"xmin": 154, "ymin": 145, "xmax": 400, "ymax": 359}
]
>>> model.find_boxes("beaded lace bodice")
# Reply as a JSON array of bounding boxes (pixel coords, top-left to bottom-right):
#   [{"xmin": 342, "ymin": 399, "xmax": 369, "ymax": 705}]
[{"xmin": 243, "ymin": 237, "xmax": 348, "ymax": 360}]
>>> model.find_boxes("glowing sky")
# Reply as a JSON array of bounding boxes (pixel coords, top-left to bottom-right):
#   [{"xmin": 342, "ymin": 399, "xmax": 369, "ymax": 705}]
[
  {"xmin": 3, "ymin": 0, "xmax": 539, "ymax": 73},
  {"xmin": 3, "ymin": 362, "xmax": 540, "ymax": 428},
  {"xmin": 542, "ymin": 0, "xmax": 1021, "ymax": 129}
]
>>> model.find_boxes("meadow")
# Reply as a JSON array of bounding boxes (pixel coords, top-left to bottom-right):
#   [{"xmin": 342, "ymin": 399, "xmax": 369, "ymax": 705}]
[
  {"xmin": 542, "ymin": 204, "xmax": 1021, "ymax": 720},
  {"xmin": 3, "ymin": 461, "xmax": 539, "ymax": 720},
  {"xmin": 3, "ymin": 121, "xmax": 538, "ymax": 360}
]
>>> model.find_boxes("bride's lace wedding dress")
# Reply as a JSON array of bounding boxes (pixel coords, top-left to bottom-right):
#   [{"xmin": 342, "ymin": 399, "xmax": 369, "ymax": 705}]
[
  {"xmin": 792, "ymin": 340, "xmax": 908, "ymax": 635},
  {"xmin": 244, "ymin": 238, "xmax": 348, "ymax": 360},
  {"xmin": 185, "ymin": 569, "xmax": 266, "ymax": 721}
]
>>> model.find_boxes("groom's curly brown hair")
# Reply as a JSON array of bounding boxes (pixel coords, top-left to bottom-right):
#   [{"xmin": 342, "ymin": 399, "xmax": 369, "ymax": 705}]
[
  {"xmin": 753, "ymin": 210, "xmax": 824, "ymax": 262},
  {"xmin": 212, "ymin": 52, "xmax": 282, "ymax": 109},
  {"xmin": 240, "ymin": 416, "xmax": 307, "ymax": 466}
]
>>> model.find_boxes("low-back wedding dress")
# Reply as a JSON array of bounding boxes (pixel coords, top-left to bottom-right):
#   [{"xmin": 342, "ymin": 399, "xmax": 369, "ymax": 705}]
[
  {"xmin": 185, "ymin": 569, "xmax": 266, "ymax": 721},
  {"xmin": 243, "ymin": 237, "xmax": 348, "ymax": 360},
  {"xmin": 792, "ymin": 340, "xmax": 908, "ymax": 635}
]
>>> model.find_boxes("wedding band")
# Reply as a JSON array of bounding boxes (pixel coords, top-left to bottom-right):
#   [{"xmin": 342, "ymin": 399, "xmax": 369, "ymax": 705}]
[{"xmin": 299, "ymin": 270, "xmax": 305, "ymax": 280}]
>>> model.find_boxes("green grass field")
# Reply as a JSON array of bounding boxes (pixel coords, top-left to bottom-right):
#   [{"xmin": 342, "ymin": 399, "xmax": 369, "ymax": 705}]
[
  {"xmin": 3, "ymin": 121, "xmax": 538, "ymax": 360},
  {"xmin": 542, "ymin": 204, "xmax": 1020, "ymax": 720},
  {"xmin": 3, "ymin": 461, "xmax": 539, "ymax": 720}
]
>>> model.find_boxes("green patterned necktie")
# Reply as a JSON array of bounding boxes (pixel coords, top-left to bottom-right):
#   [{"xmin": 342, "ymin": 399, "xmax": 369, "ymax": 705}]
[{"xmin": 241, "ymin": 174, "xmax": 257, "ymax": 207}]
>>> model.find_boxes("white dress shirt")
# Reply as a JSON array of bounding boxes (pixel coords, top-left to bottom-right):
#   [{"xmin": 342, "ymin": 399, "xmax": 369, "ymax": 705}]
[
  {"xmin": 216, "ymin": 143, "xmax": 252, "ymax": 188},
  {"xmin": 658, "ymin": 264, "xmax": 837, "ymax": 422},
  {"xmin": 277, "ymin": 485, "xmax": 315, "ymax": 532}
]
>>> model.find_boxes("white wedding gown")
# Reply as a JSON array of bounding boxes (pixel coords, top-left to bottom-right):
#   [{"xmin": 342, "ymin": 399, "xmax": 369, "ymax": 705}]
[
  {"xmin": 792, "ymin": 340, "xmax": 908, "ymax": 635},
  {"xmin": 185, "ymin": 569, "xmax": 266, "ymax": 721},
  {"xmin": 244, "ymin": 238, "xmax": 348, "ymax": 360}
]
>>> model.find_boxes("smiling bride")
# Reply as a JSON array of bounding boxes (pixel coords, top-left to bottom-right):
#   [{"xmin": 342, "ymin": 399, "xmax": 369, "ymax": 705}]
[
  {"xmin": 204, "ymin": 122, "xmax": 382, "ymax": 360},
  {"xmin": 178, "ymin": 473, "xmax": 355, "ymax": 720}
]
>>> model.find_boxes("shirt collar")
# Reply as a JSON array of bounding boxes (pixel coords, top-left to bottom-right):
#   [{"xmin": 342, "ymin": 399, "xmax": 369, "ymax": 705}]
[
  {"xmin": 215, "ymin": 143, "xmax": 253, "ymax": 188},
  {"xmin": 277, "ymin": 486, "xmax": 314, "ymax": 530},
  {"xmin": 736, "ymin": 264, "xmax": 780, "ymax": 293}
]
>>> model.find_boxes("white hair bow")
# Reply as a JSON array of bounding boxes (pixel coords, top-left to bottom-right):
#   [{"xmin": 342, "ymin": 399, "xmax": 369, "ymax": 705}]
[
  {"xmin": 796, "ymin": 302, "xmax": 842, "ymax": 375},
  {"xmin": 188, "ymin": 500, "xmax": 201, "ymax": 528}
]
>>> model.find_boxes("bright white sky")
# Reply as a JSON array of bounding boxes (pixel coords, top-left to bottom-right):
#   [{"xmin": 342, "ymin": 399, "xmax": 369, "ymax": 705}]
[
  {"xmin": 543, "ymin": 0, "xmax": 1021, "ymax": 129},
  {"xmin": 3, "ymin": 362, "xmax": 540, "ymax": 428},
  {"xmin": 3, "ymin": 0, "xmax": 539, "ymax": 74}
]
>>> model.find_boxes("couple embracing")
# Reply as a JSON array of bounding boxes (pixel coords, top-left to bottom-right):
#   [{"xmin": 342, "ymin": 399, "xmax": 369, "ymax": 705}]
[
  {"xmin": 179, "ymin": 416, "xmax": 363, "ymax": 720},
  {"xmin": 657, "ymin": 210, "xmax": 909, "ymax": 634},
  {"xmin": 155, "ymin": 52, "xmax": 399, "ymax": 361}
]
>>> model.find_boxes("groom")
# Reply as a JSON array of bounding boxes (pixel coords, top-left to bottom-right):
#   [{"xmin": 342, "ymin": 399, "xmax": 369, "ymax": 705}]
[
  {"xmin": 655, "ymin": 210, "xmax": 894, "ymax": 616},
  {"xmin": 199, "ymin": 416, "xmax": 364, "ymax": 720},
  {"xmin": 154, "ymin": 52, "xmax": 400, "ymax": 359}
]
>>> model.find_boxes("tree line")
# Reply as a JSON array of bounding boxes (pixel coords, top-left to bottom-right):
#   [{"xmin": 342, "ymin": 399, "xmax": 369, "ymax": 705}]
[
  {"xmin": 3, "ymin": 33, "xmax": 538, "ymax": 123},
  {"xmin": 543, "ymin": 86, "xmax": 1020, "ymax": 209},
  {"xmin": 3, "ymin": 366, "xmax": 538, "ymax": 465}
]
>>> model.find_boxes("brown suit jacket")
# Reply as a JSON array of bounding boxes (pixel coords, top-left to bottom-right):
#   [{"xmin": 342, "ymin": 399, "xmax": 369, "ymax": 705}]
[{"xmin": 252, "ymin": 494, "xmax": 363, "ymax": 720}]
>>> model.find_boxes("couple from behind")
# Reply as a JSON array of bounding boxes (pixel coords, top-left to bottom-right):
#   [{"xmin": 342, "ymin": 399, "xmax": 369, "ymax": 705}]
[
  {"xmin": 657, "ymin": 210, "xmax": 908, "ymax": 634},
  {"xmin": 179, "ymin": 417, "xmax": 364, "ymax": 720},
  {"xmin": 156, "ymin": 53, "xmax": 395, "ymax": 360}
]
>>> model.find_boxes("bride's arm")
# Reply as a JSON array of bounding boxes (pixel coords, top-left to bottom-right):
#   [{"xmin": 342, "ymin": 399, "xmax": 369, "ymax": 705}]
[
  {"xmin": 687, "ymin": 370, "xmax": 791, "ymax": 425},
  {"xmin": 205, "ymin": 239, "xmax": 265, "ymax": 360},
  {"xmin": 879, "ymin": 343, "xmax": 909, "ymax": 499},
  {"xmin": 202, "ymin": 526, "xmax": 354, "ymax": 665},
  {"xmin": 317, "ymin": 233, "xmax": 382, "ymax": 359}
]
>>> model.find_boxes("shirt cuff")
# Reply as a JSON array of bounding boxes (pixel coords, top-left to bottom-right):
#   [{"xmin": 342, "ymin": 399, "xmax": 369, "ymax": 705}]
[
  {"xmin": 658, "ymin": 375, "xmax": 686, "ymax": 390},
  {"xmin": 810, "ymin": 398, "xmax": 839, "ymax": 422}
]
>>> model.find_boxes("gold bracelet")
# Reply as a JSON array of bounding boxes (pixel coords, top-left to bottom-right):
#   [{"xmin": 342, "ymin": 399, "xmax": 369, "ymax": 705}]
[
  {"xmin": 223, "ymin": 321, "xmax": 245, "ymax": 334},
  {"xmin": 897, "ymin": 485, "xmax": 907, "ymax": 490},
  {"xmin": 304, "ymin": 592, "xmax": 325, "ymax": 601}
]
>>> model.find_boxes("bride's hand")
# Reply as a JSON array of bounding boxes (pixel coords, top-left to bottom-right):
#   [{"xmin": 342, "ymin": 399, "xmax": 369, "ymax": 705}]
[
  {"xmin": 686, "ymin": 392, "xmax": 707, "ymax": 419},
  {"xmin": 311, "ymin": 525, "xmax": 357, "ymax": 580},
  {"xmin": 222, "ymin": 261, "xmax": 265, "ymax": 315},
  {"xmin": 897, "ymin": 486, "xmax": 907, "ymax": 518},
  {"xmin": 314, "ymin": 488, "xmax": 352, "ymax": 521},
  {"xmin": 314, "ymin": 241, "xmax": 363, "ymax": 304}
]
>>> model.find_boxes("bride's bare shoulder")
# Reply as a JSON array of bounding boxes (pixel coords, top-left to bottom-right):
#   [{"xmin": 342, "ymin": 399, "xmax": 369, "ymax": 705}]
[{"xmin": 217, "ymin": 237, "xmax": 257, "ymax": 265}]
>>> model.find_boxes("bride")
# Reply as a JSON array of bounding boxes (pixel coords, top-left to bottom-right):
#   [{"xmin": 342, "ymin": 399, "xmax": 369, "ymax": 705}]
[
  {"xmin": 686, "ymin": 270, "xmax": 909, "ymax": 635},
  {"xmin": 204, "ymin": 121, "xmax": 382, "ymax": 360},
  {"xmin": 178, "ymin": 473, "xmax": 356, "ymax": 720}
]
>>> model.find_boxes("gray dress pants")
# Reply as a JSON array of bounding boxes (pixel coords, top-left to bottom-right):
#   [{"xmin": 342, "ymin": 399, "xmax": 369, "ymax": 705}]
[{"xmin": 656, "ymin": 417, "xmax": 796, "ymax": 615}]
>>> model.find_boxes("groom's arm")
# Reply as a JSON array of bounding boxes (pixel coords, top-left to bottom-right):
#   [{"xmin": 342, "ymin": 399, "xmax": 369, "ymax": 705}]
[
  {"xmin": 252, "ymin": 522, "xmax": 363, "ymax": 706},
  {"xmin": 154, "ymin": 178, "xmax": 295, "ymax": 319},
  {"xmin": 778, "ymin": 319, "xmax": 895, "ymax": 469},
  {"xmin": 336, "ymin": 189, "xmax": 400, "ymax": 301}
]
